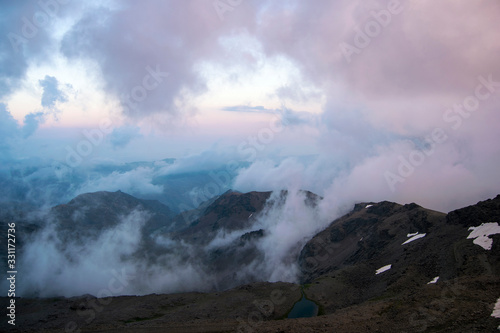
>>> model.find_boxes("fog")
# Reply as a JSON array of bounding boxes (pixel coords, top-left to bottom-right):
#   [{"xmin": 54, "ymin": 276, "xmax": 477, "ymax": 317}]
[{"xmin": 11, "ymin": 188, "xmax": 336, "ymax": 297}]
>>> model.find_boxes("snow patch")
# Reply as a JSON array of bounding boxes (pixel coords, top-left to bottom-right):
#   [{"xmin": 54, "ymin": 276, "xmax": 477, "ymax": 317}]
[
  {"xmin": 492, "ymin": 297, "xmax": 500, "ymax": 318},
  {"xmin": 427, "ymin": 276, "xmax": 439, "ymax": 284},
  {"xmin": 375, "ymin": 264, "xmax": 392, "ymax": 275},
  {"xmin": 407, "ymin": 232, "xmax": 419, "ymax": 237},
  {"xmin": 467, "ymin": 222, "xmax": 500, "ymax": 250},
  {"xmin": 365, "ymin": 204, "xmax": 373, "ymax": 208},
  {"xmin": 402, "ymin": 233, "xmax": 426, "ymax": 245}
]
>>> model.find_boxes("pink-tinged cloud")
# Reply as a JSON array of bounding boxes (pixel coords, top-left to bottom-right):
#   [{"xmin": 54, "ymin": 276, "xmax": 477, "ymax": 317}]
[
  {"xmin": 252, "ymin": 1, "xmax": 499, "ymax": 124},
  {"xmin": 2, "ymin": 0, "xmax": 499, "ymax": 213},
  {"xmin": 60, "ymin": 0, "xmax": 260, "ymax": 120}
]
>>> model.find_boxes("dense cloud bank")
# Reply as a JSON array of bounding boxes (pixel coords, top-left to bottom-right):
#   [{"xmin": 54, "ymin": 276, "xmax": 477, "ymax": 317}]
[{"xmin": 6, "ymin": 189, "xmax": 330, "ymax": 297}]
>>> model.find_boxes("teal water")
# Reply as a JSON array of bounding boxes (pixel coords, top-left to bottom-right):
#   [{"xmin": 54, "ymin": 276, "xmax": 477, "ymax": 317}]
[{"xmin": 287, "ymin": 293, "xmax": 319, "ymax": 319}]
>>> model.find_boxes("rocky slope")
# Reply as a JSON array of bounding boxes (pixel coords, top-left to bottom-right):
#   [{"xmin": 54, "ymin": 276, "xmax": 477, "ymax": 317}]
[
  {"xmin": 1, "ymin": 193, "xmax": 499, "ymax": 332},
  {"xmin": 172, "ymin": 190, "xmax": 272, "ymax": 244},
  {"xmin": 297, "ymin": 195, "xmax": 500, "ymax": 331}
]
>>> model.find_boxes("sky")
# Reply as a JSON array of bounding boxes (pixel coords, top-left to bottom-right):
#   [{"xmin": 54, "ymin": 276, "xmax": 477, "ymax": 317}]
[{"xmin": 1, "ymin": 0, "xmax": 500, "ymax": 213}]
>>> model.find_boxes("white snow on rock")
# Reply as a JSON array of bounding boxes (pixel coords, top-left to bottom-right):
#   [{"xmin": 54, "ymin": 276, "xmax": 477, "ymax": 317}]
[
  {"xmin": 375, "ymin": 264, "xmax": 392, "ymax": 275},
  {"xmin": 492, "ymin": 297, "xmax": 500, "ymax": 318},
  {"xmin": 365, "ymin": 204, "xmax": 373, "ymax": 208},
  {"xmin": 407, "ymin": 232, "xmax": 419, "ymax": 237},
  {"xmin": 427, "ymin": 276, "xmax": 439, "ymax": 284},
  {"xmin": 467, "ymin": 222, "xmax": 500, "ymax": 250},
  {"xmin": 402, "ymin": 233, "xmax": 426, "ymax": 245}
]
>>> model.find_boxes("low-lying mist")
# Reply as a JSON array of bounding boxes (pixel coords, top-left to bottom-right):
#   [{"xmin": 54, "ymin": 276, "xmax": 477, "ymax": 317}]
[{"xmin": 7, "ymin": 188, "xmax": 343, "ymax": 298}]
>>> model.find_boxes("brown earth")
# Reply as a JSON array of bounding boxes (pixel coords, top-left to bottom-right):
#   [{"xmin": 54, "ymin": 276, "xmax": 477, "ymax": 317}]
[{"xmin": 4, "ymin": 274, "xmax": 499, "ymax": 332}]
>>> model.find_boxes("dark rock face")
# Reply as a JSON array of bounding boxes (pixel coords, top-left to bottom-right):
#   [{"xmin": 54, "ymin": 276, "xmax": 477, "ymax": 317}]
[
  {"xmin": 174, "ymin": 190, "xmax": 272, "ymax": 244},
  {"xmin": 446, "ymin": 194, "xmax": 500, "ymax": 226},
  {"xmin": 298, "ymin": 195, "xmax": 500, "ymax": 317},
  {"xmin": 299, "ymin": 201, "xmax": 445, "ymax": 282}
]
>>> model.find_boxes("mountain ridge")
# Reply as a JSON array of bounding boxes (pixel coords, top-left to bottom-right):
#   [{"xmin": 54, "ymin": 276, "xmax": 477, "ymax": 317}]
[{"xmin": 2, "ymin": 191, "xmax": 500, "ymax": 332}]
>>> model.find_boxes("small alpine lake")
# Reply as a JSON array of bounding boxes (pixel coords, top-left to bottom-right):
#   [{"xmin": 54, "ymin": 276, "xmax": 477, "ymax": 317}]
[{"xmin": 287, "ymin": 292, "xmax": 319, "ymax": 319}]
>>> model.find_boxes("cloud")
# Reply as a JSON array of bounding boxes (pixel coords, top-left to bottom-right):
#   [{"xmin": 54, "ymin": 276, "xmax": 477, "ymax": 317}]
[
  {"xmin": 222, "ymin": 105, "xmax": 317, "ymax": 128},
  {"xmin": 22, "ymin": 112, "xmax": 45, "ymax": 138},
  {"xmin": 251, "ymin": 190, "xmax": 328, "ymax": 282},
  {"xmin": 280, "ymin": 107, "xmax": 317, "ymax": 127},
  {"xmin": 233, "ymin": 158, "xmax": 306, "ymax": 193},
  {"xmin": 74, "ymin": 167, "xmax": 163, "ymax": 197},
  {"xmin": 0, "ymin": 103, "xmax": 20, "ymax": 158},
  {"xmin": 59, "ymin": 1, "xmax": 260, "ymax": 120},
  {"xmin": 0, "ymin": 1, "xmax": 63, "ymax": 99},
  {"xmin": 221, "ymin": 105, "xmax": 276, "ymax": 113},
  {"xmin": 275, "ymin": 81, "xmax": 323, "ymax": 104},
  {"xmin": 255, "ymin": 0, "xmax": 500, "ymax": 131},
  {"xmin": 108, "ymin": 125, "xmax": 142, "ymax": 149},
  {"xmin": 158, "ymin": 148, "xmax": 243, "ymax": 175},
  {"xmin": 16, "ymin": 210, "xmax": 146, "ymax": 297},
  {"xmin": 12, "ymin": 204, "xmax": 220, "ymax": 297},
  {"xmin": 237, "ymin": 0, "xmax": 500, "ymax": 212},
  {"xmin": 39, "ymin": 75, "xmax": 68, "ymax": 108},
  {"xmin": 14, "ymin": 75, "xmax": 70, "ymax": 140},
  {"xmin": 10, "ymin": 189, "xmax": 330, "ymax": 297}
]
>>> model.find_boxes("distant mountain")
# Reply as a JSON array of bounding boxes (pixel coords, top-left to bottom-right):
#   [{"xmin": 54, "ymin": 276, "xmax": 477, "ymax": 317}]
[
  {"xmin": 7, "ymin": 189, "xmax": 323, "ymax": 292},
  {"xmin": 51, "ymin": 190, "xmax": 177, "ymax": 240}
]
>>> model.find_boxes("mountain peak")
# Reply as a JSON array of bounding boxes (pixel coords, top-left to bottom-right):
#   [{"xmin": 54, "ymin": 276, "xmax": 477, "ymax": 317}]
[{"xmin": 51, "ymin": 190, "xmax": 174, "ymax": 238}]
